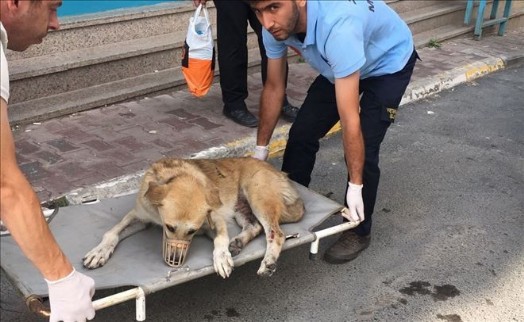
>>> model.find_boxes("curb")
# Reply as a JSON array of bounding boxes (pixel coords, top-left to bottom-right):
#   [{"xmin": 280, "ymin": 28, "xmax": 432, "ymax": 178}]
[{"xmin": 64, "ymin": 53, "xmax": 518, "ymax": 205}]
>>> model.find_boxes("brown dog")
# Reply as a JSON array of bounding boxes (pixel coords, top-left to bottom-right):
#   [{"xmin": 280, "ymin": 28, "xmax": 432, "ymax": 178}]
[{"xmin": 82, "ymin": 157, "xmax": 305, "ymax": 277}]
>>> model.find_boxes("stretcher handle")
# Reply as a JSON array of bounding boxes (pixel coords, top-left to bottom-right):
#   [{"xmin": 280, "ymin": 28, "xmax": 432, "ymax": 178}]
[
  {"xmin": 309, "ymin": 208, "xmax": 360, "ymax": 260},
  {"xmin": 26, "ymin": 288, "xmax": 143, "ymax": 318},
  {"xmin": 26, "ymin": 294, "xmax": 105, "ymax": 318}
]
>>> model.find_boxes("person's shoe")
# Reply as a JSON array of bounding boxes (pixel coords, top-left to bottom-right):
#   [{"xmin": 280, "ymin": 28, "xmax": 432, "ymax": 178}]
[
  {"xmin": 281, "ymin": 103, "xmax": 299, "ymax": 123},
  {"xmin": 223, "ymin": 109, "xmax": 258, "ymax": 128},
  {"xmin": 323, "ymin": 230, "xmax": 371, "ymax": 264}
]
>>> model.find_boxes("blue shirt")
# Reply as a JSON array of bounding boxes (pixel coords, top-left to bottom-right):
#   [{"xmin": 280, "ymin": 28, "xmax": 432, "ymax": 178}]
[{"xmin": 263, "ymin": 0, "xmax": 414, "ymax": 82}]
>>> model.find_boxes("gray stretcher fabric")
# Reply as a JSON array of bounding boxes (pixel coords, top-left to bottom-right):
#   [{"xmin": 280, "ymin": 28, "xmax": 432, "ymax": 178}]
[{"xmin": 0, "ymin": 184, "xmax": 342, "ymax": 297}]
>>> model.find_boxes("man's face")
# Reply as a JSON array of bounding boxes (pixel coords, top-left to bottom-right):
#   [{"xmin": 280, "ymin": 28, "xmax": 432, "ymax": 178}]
[
  {"xmin": 6, "ymin": 0, "xmax": 62, "ymax": 51},
  {"xmin": 251, "ymin": 0, "xmax": 301, "ymax": 41}
]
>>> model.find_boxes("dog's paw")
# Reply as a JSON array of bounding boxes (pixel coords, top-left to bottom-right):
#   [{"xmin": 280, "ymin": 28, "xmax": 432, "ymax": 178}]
[
  {"xmin": 257, "ymin": 261, "xmax": 277, "ymax": 277},
  {"xmin": 228, "ymin": 238, "xmax": 244, "ymax": 257},
  {"xmin": 213, "ymin": 249, "xmax": 234, "ymax": 278},
  {"xmin": 82, "ymin": 244, "xmax": 116, "ymax": 269}
]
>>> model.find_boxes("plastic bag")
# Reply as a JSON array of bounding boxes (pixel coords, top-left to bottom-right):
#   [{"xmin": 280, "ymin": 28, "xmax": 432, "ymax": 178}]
[{"xmin": 181, "ymin": 4, "xmax": 215, "ymax": 97}]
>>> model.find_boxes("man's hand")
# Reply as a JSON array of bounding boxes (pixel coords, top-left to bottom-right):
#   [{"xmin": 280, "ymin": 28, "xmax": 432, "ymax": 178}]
[
  {"xmin": 192, "ymin": 0, "xmax": 207, "ymax": 7},
  {"xmin": 46, "ymin": 269, "xmax": 95, "ymax": 322},
  {"xmin": 342, "ymin": 182, "xmax": 364, "ymax": 223},
  {"xmin": 253, "ymin": 145, "xmax": 269, "ymax": 161}
]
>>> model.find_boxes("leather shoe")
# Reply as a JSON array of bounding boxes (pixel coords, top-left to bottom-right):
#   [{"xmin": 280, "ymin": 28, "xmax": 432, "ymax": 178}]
[
  {"xmin": 323, "ymin": 230, "xmax": 370, "ymax": 264},
  {"xmin": 281, "ymin": 103, "xmax": 299, "ymax": 123},
  {"xmin": 223, "ymin": 109, "xmax": 258, "ymax": 128}
]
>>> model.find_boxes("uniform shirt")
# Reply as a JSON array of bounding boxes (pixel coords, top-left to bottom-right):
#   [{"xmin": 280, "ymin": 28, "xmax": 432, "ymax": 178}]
[
  {"xmin": 263, "ymin": 0, "xmax": 414, "ymax": 83},
  {"xmin": 1, "ymin": 22, "xmax": 9, "ymax": 103}
]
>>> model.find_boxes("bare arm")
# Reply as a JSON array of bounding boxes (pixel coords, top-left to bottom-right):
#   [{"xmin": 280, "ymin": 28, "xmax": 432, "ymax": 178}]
[
  {"xmin": 334, "ymin": 72, "xmax": 364, "ymax": 185},
  {"xmin": 0, "ymin": 100, "xmax": 73, "ymax": 281},
  {"xmin": 257, "ymin": 57, "xmax": 287, "ymax": 146}
]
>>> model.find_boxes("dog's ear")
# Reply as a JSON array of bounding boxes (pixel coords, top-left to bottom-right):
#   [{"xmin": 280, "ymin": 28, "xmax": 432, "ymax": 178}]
[
  {"xmin": 145, "ymin": 181, "xmax": 167, "ymax": 207},
  {"xmin": 205, "ymin": 184, "xmax": 222, "ymax": 209}
]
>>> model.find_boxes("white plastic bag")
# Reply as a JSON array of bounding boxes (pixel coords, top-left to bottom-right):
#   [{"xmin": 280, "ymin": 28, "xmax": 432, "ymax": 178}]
[{"xmin": 181, "ymin": 4, "xmax": 215, "ymax": 97}]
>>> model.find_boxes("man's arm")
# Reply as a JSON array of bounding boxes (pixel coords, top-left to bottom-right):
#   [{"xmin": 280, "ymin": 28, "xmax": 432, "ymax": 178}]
[
  {"xmin": 335, "ymin": 72, "xmax": 365, "ymax": 222},
  {"xmin": 256, "ymin": 57, "xmax": 288, "ymax": 146},
  {"xmin": 334, "ymin": 71, "xmax": 364, "ymax": 184},
  {"xmin": 1, "ymin": 99, "xmax": 96, "ymax": 321},
  {"xmin": 0, "ymin": 100, "xmax": 73, "ymax": 280}
]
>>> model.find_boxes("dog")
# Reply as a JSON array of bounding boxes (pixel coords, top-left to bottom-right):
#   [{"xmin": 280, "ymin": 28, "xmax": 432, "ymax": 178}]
[{"xmin": 82, "ymin": 157, "xmax": 305, "ymax": 278}]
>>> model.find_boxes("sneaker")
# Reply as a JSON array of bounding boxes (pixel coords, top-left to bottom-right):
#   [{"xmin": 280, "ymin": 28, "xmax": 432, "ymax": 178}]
[
  {"xmin": 323, "ymin": 230, "xmax": 371, "ymax": 264},
  {"xmin": 281, "ymin": 103, "xmax": 299, "ymax": 123}
]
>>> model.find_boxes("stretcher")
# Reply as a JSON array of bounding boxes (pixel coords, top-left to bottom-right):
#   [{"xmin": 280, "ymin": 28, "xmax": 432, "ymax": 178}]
[{"xmin": 0, "ymin": 184, "xmax": 357, "ymax": 321}]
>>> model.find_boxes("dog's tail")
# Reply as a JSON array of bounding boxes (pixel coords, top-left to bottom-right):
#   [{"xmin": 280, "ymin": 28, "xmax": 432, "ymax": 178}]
[{"xmin": 278, "ymin": 176, "xmax": 305, "ymax": 223}]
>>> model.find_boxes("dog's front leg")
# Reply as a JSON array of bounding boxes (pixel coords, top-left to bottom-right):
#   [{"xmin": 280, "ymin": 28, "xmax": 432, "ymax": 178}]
[
  {"xmin": 83, "ymin": 210, "xmax": 142, "ymax": 269},
  {"xmin": 212, "ymin": 218, "xmax": 234, "ymax": 278}
]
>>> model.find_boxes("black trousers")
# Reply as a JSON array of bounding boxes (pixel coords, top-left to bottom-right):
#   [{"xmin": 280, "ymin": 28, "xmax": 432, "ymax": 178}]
[
  {"xmin": 213, "ymin": 0, "xmax": 288, "ymax": 112},
  {"xmin": 282, "ymin": 50, "xmax": 419, "ymax": 235}
]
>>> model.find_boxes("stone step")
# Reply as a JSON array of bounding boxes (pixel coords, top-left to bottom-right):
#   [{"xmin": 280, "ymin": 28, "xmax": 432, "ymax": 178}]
[
  {"xmin": 403, "ymin": 1, "xmax": 468, "ymax": 35},
  {"xmin": 9, "ymin": 31, "xmax": 188, "ymax": 104},
  {"xmin": 5, "ymin": 1, "xmax": 210, "ymax": 60},
  {"xmin": 388, "ymin": 0, "xmax": 445, "ymax": 13},
  {"xmin": 8, "ymin": 47, "xmax": 277, "ymax": 125}
]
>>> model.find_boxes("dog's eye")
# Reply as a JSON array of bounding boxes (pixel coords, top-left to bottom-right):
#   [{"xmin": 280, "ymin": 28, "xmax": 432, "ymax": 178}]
[
  {"xmin": 187, "ymin": 229, "xmax": 196, "ymax": 236},
  {"xmin": 165, "ymin": 225, "xmax": 176, "ymax": 233}
]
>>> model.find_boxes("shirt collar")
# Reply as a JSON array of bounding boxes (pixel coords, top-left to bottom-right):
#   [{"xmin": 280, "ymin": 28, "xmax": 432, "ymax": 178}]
[{"xmin": 301, "ymin": 0, "xmax": 318, "ymax": 47}]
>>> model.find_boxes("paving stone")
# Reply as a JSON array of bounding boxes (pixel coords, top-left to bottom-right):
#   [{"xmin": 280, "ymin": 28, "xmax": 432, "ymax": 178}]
[
  {"xmin": 34, "ymin": 150, "xmax": 63, "ymax": 165},
  {"xmin": 82, "ymin": 139, "xmax": 114, "ymax": 152},
  {"xmin": 188, "ymin": 117, "xmax": 223, "ymax": 130},
  {"xmin": 112, "ymin": 136, "xmax": 150, "ymax": 151},
  {"xmin": 91, "ymin": 161, "xmax": 128, "ymax": 179},
  {"xmin": 165, "ymin": 108, "xmax": 201, "ymax": 120},
  {"xmin": 151, "ymin": 139, "xmax": 174, "ymax": 149},
  {"xmin": 45, "ymin": 138, "xmax": 80, "ymax": 153},
  {"xmin": 56, "ymin": 162, "xmax": 89, "ymax": 179},
  {"xmin": 19, "ymin": 161, "xmax": 51, "ymax": 182},
  {"xmin": 159, "ymin": 116, "xmax": 195, "ymax": 131},
  {"xmin": 54, "ymin": 126, "xmax": 94, "ymax": 142},
  {"xmin": 15, "ymin": 140, "xmax": 41, "ymax": 154}
]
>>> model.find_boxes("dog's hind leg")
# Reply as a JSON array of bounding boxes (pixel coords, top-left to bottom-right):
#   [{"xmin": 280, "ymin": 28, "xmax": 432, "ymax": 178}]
[
  {"xmin": 253, "ymin": 211, "xmax": 285, "ymax": 277},
  {"xmin": 83, "ymin": 209, "xmax": 144, "ymax": 269},
  {"xmin": 245, "ymin": 192, "xmax": 286, "ymax": 277},
  {"xmin": 243, "ymin": 172, "xmax": 289, "ymax": 277},
  {"xmin": 229, "ymin": 201, "xmax": 263, "ymax": 256}
]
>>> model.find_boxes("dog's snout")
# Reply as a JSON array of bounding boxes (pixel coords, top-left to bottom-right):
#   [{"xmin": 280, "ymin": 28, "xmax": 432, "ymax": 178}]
[{"xmin": 163, "ymin": 231, "xmax": 191, "ymax": 267}]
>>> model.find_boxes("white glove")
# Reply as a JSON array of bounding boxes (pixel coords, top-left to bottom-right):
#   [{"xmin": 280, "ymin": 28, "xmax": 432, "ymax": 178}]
[
  {"xmin": 46, "ymin": 268, "xmax": 95, "ymax": 322},
  {"xmin": 342, "ymin": 182, "xmax": 364, "ymax": 223},
  {"xmin": 253, "ymin": 145, "xmax": 269, "ymax": 161}
]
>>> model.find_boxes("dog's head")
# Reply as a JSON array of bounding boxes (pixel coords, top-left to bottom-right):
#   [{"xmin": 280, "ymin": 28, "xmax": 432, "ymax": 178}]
[{"xmin": 145, "ymin": 174, "xmax": 222, "ymax": 266}]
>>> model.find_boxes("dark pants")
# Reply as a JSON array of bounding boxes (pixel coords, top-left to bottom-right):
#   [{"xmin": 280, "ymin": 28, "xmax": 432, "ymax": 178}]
[
  {"xmin": 282, "ymin": 50, "xmax": 419, "ymax": 235},
  {"xmin": 213, "ymin": 0, "xmax": 288, "ymax": 112}
]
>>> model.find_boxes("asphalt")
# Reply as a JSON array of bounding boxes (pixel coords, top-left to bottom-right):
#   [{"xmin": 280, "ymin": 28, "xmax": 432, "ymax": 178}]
[{"xmin": 10, "ymin": 28, "xmax": 524, "ymax": 205}]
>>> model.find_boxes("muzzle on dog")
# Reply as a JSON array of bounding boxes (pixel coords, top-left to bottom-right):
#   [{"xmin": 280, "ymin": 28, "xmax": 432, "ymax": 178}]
[{"xmin": 163, "ymin": 230, "xmax": 191, "ymax": 267}]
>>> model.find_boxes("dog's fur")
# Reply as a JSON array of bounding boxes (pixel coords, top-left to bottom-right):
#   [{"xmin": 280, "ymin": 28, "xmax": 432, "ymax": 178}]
[{"xmin": 83, "ymin": 157, "xmax": 305, "ymax": 277}]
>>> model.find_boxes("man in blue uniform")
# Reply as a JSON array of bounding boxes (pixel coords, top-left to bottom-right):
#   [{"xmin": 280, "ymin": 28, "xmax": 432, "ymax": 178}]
[{"xmin": 248, "ymin": 0, "xmax": 418, "ymax": 263}]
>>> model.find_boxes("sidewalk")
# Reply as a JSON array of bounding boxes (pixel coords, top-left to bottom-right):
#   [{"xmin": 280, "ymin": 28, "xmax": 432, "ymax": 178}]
[{"xmin": 11, "ymin": 28, "xmax": 524, "ymax": 205}]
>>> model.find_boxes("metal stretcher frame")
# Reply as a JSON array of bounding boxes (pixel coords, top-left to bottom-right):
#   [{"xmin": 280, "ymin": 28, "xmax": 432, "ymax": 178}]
[{"xmin": 1, "ymin": 184, "xmax": 358, "ymax": 321}]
